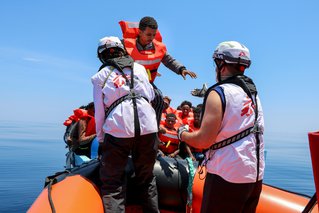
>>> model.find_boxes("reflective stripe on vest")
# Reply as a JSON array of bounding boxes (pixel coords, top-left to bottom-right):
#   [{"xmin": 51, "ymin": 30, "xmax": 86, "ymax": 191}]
[
  {"xmin": 123, "ymin": 38, "xmax": 166, "ymax": 82},
  {"xmin": 135, "ymin": 58, "xmax": 162, "ymax": 65},
  {"xmin": 159, "ymin": 129, "xmax": 179, "ymax": 154}
]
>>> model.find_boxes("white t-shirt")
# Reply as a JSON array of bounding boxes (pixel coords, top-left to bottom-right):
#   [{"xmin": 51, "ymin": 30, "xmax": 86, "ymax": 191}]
[{"xmin": 91, "ymin": 62, "xmax": 158, "ymax": 142}]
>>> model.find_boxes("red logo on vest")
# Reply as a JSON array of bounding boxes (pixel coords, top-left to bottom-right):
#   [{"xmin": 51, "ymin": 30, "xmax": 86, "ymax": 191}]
[
  {"xmin": 241, "ymin": 99, "xmax": 254, "ymax": 117},
  {"xmin": 113, "ymin": 73, "xmax": 130, "ymax": 88}
]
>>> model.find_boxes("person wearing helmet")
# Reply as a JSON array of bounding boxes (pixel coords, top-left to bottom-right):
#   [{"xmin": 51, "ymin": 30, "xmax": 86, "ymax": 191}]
[
  {"xmin": 92, "ymin": 36, "xmax": 159, "ymax": 213},
  {"xmin": 178, "ymin": 41, "xmax": 265, "ymax": 213},
  {"xmin": 119, "ymin": 16, "xmax": 197, "ymax": 126}
]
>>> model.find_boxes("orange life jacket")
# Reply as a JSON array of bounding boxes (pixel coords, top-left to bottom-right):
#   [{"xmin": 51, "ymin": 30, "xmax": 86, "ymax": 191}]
[
  {"xmin": 119, "ymin": 21, "xmax": 167, "ymax": 83},
  {"xmin": 176, "ymin": 110, "xmax": 194, "ymax": 126},
  {"xmin": 158, "ymin": 128, "xmax": 179, "ymax": 155},
  {"xmin": 163, "ymin": 106, "xmax": 177, "ymax": 115},
  {"xmin": 64, "ymin": 109, "xmax": 96, "ymax": 136}
]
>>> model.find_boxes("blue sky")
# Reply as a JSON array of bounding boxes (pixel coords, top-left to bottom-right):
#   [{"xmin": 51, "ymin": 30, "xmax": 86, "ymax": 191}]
[{"xmin": 0, "ymin": 0, "xmax": 318, "ymax": 135}]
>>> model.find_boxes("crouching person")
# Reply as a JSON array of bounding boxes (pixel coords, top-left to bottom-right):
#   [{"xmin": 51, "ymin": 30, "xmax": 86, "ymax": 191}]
[{"xmin": 91, "ymin": 36, "xmax": 159, "ymax": 213}]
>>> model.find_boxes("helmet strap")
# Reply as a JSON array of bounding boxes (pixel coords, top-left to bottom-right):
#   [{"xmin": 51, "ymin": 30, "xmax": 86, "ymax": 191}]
[{"xmin": 214, "ymin": 59, "xmax": 224, "ymax": 82}]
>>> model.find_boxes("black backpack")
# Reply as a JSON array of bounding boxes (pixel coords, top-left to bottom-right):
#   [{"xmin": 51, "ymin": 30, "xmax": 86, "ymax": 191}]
[{"xmin": 63, "ymin": 120, "xmax": 79, "ymax": 148}]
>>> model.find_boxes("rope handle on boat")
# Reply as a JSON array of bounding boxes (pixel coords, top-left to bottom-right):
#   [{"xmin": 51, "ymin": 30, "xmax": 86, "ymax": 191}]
[{"xmin": 47, "ymin": 178, "xmax": 57, "ymax": 213}]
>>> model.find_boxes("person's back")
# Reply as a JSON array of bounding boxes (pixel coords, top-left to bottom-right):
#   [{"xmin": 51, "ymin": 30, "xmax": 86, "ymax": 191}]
[
  {"xmin": 93, "ymin": 61, "xmax": 157, "ymax": 139},
  {"xmin": 92, "ymin": 36, "xmax": 159, "ymax": 213},
  {"xmin": 179, "ymin": 41, "xmax": 264, "ymax": 213}
]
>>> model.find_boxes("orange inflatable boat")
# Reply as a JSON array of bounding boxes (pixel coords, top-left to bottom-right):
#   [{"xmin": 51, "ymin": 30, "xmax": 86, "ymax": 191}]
[{"xmin": 28, "ymin": 131, "xmax": 319, "ymax": 213}]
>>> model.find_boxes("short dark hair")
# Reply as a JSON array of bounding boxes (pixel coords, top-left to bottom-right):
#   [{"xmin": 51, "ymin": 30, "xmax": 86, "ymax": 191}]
[
  {"xmin": 180, "ymin": 100, "xmax": 192, "ymax": 108},
  {"xmin": 193, "ymin": 107, "xmax": 201, "ymax": 115},
  {"xmin": 166, "ymin": 113, "xmax": 176, "ymax": 119},
  {"xmin": 139, "ymin": 16, "xmax": 158, "ymax": 31},
  {"xmin": 86, "ymin": 102, "xmax": 94, "ymax": 110}
]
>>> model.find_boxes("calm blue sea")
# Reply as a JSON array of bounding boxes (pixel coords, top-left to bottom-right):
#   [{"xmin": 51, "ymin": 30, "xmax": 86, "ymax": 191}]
[{"xmin": 0, "ymin": 121, "xmax": 316, "ymax": 212}]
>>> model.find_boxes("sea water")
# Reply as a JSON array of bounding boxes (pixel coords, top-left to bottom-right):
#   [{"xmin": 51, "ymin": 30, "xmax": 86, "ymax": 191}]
[{"xmin": 0, "ymin": 121, "xmax": 316, "ymax": 212}]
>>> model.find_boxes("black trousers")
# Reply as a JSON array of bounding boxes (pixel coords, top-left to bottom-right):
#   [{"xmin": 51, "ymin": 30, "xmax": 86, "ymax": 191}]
[
  {"xmin": 100, "ymin": 133, "xmax": 159, "ymax": 213},
  {"xmin": 201, "ymin": 173, "xmax": 262, "ymax": 213}
]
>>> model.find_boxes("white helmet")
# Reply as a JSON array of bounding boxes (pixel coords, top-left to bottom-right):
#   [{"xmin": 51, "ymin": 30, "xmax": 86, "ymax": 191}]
[
  {"xmin": 97, "ymin": 36, "xmax": 124, "ymax": 54},
  {"xmin": 213, "ymin": 41, "xmax": 251, "ymax": 68},
  {"xmin": 97, "ymin": 36, "xmax": 125, "ymax": 63}
]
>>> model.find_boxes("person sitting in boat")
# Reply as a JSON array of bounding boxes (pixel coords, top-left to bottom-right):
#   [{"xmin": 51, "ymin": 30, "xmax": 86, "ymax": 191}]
[
  {"xmin": 176, "ymin": 100, "xmax": 194, "ymax": 126},
  {"xmin": 64, "ymin": 102, "xmax": 97, "ymax": 159},
  {"xmin": 92, "ymin": 36, "xmax": 159, "ymax": 213},
  {"xmin": 178, "ymin": 41, "xmax": 265, "ymax": 213},
  {"xmin": 72, "ymin": 102, "xmax": 96, "ymax": 158},
  {"xmin": 160, "ymin": 95, "xmax": 177, "ymax": 125},
  {"xmin": 158, "ymin": 113, "xmax": 180, "ymax": 158}
]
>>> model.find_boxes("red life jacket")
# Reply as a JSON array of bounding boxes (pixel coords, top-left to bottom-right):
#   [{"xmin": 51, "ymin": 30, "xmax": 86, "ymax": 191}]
[
  {"xmin": 163, "ymin": 106, "xmax": 177, "ymax": 115},
  {"xmin": 119, "ymin": 21, "xmax": 167, "ymax": 83},
  {"xmin": 64, "ymin": 109, "xmax": 96, "ymax": 136},
  {"xmin": 85, "ymin": 116, "xmax": 96, "ymax": 136},
  {"xmin": 176, "ymin": 110, "xmax": 194, "ymax": 126},
  {"xmin": 158, "ymin": 128, "xmax": 179, "ymax": 155}
]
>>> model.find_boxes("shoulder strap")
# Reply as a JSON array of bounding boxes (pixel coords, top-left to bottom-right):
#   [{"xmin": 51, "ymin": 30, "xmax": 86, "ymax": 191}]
[
  {"xmin": 102, "ymin": 56, "xmax": 143, "ymax": 136},
  {"xmin": 201, "ymin": 75, "xmax": 260, "ymax": 150}
]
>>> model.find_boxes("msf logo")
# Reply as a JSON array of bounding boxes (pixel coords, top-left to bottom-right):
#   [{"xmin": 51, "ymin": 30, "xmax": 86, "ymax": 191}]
[
  {"xmin": 241, "ymin": 98, "xmax": 255, "ymax": 117},
  {"xmin": 239, "ymin": 51, "xmax": 246, "ymax": 57},
  {"xmin": 113, "ymin": 73, "xmax": 130, "ymax": 88}
]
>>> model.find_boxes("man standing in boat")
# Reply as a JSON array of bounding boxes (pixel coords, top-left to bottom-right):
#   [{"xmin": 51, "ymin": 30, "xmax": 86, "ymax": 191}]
[
  {"xmin": 92, "ymin": 36, "xmax": 159, "ymax": 213},
  {"xmin": 119, "ymin": 16, "xmax": 197, "ymax": 125},
  {"xmin": 178, "ymin": 41, "xmax": 265, "ymax": 213}
]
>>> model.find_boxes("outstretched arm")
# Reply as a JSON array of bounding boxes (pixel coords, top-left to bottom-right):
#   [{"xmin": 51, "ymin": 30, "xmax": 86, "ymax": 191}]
[
  {"xmin": 162, "ymin": 53, "xmax": 197, "ymax": 79},
  {"xmin": 181, "ymin": 69, "xmax": 197, "ymax": 80}
]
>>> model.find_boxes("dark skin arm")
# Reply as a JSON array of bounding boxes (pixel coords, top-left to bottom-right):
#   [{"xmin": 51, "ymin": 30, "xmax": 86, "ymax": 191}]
[
  {"xmin": 77, "ymin": 119, "xmax": 96, "ymax": 145},
  {"xmin": 181, "ymin": 69, "xmax": 197, "ymax": 80}
]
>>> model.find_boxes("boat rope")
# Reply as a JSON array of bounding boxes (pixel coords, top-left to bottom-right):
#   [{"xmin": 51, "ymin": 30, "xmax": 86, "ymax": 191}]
[
  {"xmin": 186, "ymin": 157, "xmax": 195, "ymax": 210},
  {"xmin": 47, "ymin": 178, "xmax": 57, "ymax": 213}
]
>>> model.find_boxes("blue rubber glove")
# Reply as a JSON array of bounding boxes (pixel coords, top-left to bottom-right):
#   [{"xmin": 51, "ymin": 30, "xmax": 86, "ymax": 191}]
[{"xmin": 178, "ymin": 125, "xmax": 189, "ymax": 141}]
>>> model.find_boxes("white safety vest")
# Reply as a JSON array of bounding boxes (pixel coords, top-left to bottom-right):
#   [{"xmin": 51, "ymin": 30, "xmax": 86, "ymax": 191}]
[
  {"xmin": 206, "ymin": 83, "xmax": 265, "ymax": 183},
  {"xmin": 91, "ymin": 62, "xmax": 158, "ymax": 142}
]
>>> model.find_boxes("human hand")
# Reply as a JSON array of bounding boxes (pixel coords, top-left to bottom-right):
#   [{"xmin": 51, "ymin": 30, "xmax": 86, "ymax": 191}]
[
  {"xmin": 191, "ymin": 83, "xmax": 207, "ymax": 97},
  {"xmin": 191, "ymin": 155, "xmax": 196, "ymax": 161},
  {"xmin": 181, "ymin": 70, "xmax": 197, "ymax": 80},
  {"xmin": 169, "ymin": 153, "xmax": 176, "ymax": 158},
  {"xmin": 159, "ymin": 126, "xmax": 167, "ymax": 134},
  {"xmin": 177, "ymin": 125, "xmax": 189, "ymax": 141}
]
